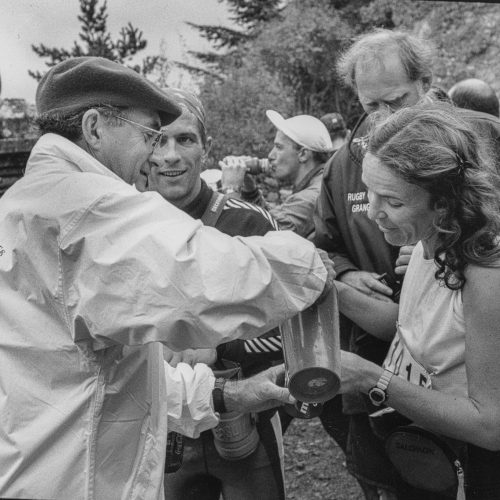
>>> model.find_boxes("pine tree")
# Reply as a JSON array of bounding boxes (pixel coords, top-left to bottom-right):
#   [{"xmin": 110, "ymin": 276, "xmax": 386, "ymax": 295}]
[
  {"xmin": 178, "ymin": 0, "xmax": 282, "ymax": 74},
  {"xmin": 29, "ymin": 0, "xmax": 155, "ymax": 80}
]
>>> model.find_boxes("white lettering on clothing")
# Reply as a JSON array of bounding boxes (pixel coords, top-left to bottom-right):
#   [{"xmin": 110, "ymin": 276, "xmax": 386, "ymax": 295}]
[
  {"xmin": 347, "ymin": 192, "xmax": 366, "ymax": 202},
  {"xmin": 352, "ymin": 203, "xmax": 370, "ymax": 213}
]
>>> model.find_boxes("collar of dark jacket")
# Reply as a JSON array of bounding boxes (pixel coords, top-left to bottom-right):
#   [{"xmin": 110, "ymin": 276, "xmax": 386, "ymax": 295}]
[
  {"xmin": 181, "ymin": 179, "xmax": 212, "ymax": 220},
  {"xmin": 347, "ymin": 112, "xmax": 370, "ymax": 166}
]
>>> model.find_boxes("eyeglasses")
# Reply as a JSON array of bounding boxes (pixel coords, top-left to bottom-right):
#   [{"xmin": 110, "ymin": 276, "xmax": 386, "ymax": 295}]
[{"xmin": 115, "ymin": 115, "xmax": 166, "ymax": 151}]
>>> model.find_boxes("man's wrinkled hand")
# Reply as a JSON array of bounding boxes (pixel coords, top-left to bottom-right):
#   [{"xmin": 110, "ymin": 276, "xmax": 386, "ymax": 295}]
[
  {"xmin": 316, "ymin": 248, "xmax": 336, "ymax": 303},
  {"xmin": 223, "ymin": 364, "xmax": 295, "ymax": 414},
  {"xmin": 164, "ymin": 346, "xmax": 217, "ymax": 367}
]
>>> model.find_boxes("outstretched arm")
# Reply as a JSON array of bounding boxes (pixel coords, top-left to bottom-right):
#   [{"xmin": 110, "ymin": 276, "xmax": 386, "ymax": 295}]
[
  {"xmin": 166, "ymin": 362, "xmax": 293, "ymax": 438},
  {"xmin": 335, "ymin": 280, "xmax": 398, "ymax": 341}
]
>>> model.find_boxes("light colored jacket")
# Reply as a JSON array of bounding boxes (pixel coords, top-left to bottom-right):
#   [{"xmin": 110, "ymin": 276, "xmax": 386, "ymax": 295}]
[{"xmin": 0, "ymin": 134, "xmax": 326, "ymax": 499}]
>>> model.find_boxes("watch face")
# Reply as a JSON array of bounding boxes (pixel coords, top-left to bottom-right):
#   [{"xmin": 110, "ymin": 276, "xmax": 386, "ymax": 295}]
[{"xmin": 368, "ymin": 387, "xmax": 386, "ymax": 406}]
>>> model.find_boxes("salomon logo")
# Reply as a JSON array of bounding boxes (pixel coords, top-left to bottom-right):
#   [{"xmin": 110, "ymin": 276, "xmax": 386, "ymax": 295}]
[{"xmin": 396, "ymin": 442, "xmax": 435, "ymax": 455}]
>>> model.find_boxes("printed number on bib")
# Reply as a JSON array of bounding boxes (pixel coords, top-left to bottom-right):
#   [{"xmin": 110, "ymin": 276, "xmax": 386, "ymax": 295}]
[{"xmin": 383, "ymin": 333, "xmax": 432, "ymax": 389}]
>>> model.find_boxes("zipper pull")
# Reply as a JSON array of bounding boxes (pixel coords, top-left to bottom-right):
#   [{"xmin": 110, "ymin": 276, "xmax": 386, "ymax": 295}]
[{"xmin": 454, "ymin": 459, "xmax": 466, "ymax": 500}]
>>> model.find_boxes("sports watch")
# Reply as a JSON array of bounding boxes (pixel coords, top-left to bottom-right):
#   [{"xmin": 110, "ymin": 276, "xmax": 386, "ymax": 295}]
[
  {"xmin": 368, "ymin": 368, "xmax": 393, "ymax": 406},
  {"xmin": 212, "ymin": 377, "xmax": 227, "ymax": 414}
]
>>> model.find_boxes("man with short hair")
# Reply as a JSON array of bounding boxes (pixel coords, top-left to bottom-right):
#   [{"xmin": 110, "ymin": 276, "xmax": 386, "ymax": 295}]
[
  {"xmin": 0, "ymin": 57, "xmax": 333, "ymax": 499},
  {"xmin": 449, "ymin": 77, "xmax": 499, "ymax": 117},
  {"xmin": 221, "ymin": 111, "xmax": 333, "ymax": 238},
  {"xmin": 137, "ymin": 88, "xmax": 289, "ymax": 500}
]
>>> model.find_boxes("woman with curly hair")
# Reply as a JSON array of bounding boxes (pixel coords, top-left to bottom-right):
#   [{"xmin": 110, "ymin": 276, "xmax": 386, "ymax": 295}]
[{"xmin": 337, "ymin": 103, "xmax": 500, "ymax": 499}]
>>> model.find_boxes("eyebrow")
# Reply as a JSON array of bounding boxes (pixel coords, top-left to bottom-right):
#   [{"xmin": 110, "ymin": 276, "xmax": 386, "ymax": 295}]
[
  {"xmin": 177, "ymin": 131, "xmax": 198, "ymax": 137},
  {"xmin": 374, "ymin": 190, "xmax": 404, "ymax": 202},
  {"xmin": 363, "ymin": 91, "xmax": 409, "ymax": 107},
  {"xmin": 385, "ymin": 92, "xmax": 409, "ymax": 105},
  {"xmin": 362, "ymin": 178, "xmax": 402, "ymax": 200}
]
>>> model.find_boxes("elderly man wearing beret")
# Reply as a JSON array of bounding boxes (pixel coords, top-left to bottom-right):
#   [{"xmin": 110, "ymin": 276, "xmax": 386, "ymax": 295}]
[{"xmin": 0, "ymin": 57, "xmax": 334, "ymax": 500}]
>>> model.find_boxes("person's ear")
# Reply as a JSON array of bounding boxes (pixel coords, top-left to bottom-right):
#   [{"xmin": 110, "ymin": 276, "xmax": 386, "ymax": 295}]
[
  {"xmin": 421, "ymin": 76, "xmax": 432, "ymax": 94},
  {"xmin": 298, "ymin": 147, "xmax": 311, "ymax": 163},
  {"xmin": 434, "ymin": 198, "xmax": 449, "ymax": 222},
  {"xmin": 81, "ymin": 108, "xmax": 105, "ymax": 151},
  {"xmin": 203, "ymin": 135, "xmax": 213, "ymax": 160}
]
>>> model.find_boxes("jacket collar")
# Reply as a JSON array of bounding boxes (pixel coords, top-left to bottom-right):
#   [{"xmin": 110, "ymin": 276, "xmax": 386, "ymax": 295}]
[
  {"xmin": 26, "ymin": 133, "xmax": 124, "ymax": 183},
  {"xmin": 181, "ymin": 179, "xmax": 212, "ymax": 220},
  {"xmin": 347, "ymin": 113, "xmax": 370, "ymax": 167},
  {"xmin": 293, "ymin": 163, "xmax": 324, "ymax": 193}
]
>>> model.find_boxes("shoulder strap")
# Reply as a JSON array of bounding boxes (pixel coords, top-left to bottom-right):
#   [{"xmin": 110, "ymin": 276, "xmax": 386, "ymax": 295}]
[{"xmin": 201, "ymin": 191, "xmax": 229, "ymax": 227}]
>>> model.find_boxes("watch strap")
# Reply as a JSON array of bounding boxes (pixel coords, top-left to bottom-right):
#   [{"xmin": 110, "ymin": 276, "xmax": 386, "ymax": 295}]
[
  {"xmin": 212, "ymin": 377, "xmax": 227, "ymax": 414},
  {"xmin": 377, "ymin": 369, "xmax": 393, "ymax": 392},
  {"xmin": 368, "ymin": 368, "xmax": 393, "ymax": 406}
]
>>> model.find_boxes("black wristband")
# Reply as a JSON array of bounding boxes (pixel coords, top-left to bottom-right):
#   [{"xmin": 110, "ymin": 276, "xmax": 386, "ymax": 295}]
[{"xmin": 212, "ymin": 377, "xmax": 227, "ymax": 413}]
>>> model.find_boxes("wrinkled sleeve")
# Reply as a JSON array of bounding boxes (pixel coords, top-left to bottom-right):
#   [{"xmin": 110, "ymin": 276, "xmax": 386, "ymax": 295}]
[
  {"xmin": 59, "ymin": 188, "xmax": 326, "ymax": 350},
  {"xmin": 313, "ymin": 156, "xmax": 358, "ymax": 276},
  {"xmin": 165, "ymin": 361, "xmax": 218, "ymax": 438}
]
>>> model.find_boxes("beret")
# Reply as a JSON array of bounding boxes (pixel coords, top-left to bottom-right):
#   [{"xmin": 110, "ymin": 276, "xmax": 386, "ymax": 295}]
[
  {"xmin": 266, "ymin": 110, "xmax": 333, "ymax": 153},
  {"xmin": 36, "ymin": 57, "xmax": 182, "ymax": 126}
]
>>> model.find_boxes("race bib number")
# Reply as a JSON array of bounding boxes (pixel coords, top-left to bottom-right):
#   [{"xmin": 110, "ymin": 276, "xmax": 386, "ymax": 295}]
[{"xmin": 383, "ymin": 328, "xmax": 432, "ymax": 389}]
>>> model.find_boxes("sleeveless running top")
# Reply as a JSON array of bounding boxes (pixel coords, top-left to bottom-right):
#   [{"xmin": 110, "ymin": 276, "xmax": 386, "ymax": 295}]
[{"xmin": 384, "ymin": 242, "xmax": 467, "ymax": 398}]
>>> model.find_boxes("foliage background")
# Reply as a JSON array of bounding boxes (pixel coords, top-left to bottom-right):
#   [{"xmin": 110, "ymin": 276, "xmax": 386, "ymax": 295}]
[
  {"xmin": 7, "ymin": 0, "xmax": 500, "ymax": 164},
  {"xmin": 191, "ymin": 0, "xmax": 500, "ymax": 164}
]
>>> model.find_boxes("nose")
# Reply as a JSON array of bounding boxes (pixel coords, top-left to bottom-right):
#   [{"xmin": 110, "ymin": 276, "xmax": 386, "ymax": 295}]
[
  {"xmin": 380, "ymin": 103, "xmax": 392, "ymax": 114},
  {"xmin": 268, "ymin": 147, "xmax": 276, "ymax": 161},
  {"xmin": 367, "ymin": 193, "xmax": 384, "ymax": 221},
  {"xmin": 142, "ymin": 162, "xmax": 152, "ymax": 176},
  {"xmin": 150, "ymin": 139, "xmax": 180, "ymax": 167}
]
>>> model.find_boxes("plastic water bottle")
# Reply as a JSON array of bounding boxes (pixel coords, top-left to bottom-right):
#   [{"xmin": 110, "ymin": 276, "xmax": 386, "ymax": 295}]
[{"xmin": 244, "ymin": 157, "xmax": 272, "ymax": 174}]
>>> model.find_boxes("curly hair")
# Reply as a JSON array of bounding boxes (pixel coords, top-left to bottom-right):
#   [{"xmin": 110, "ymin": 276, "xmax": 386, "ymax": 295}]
[
  {"xmin": 367, "ymin": 103, "xmax": 500, "ymax": 290},
  {"xmin": 34, "ymin": 104, "xmax": 129, "ymax": 141},
  {"xmin": 337, "ymin": 28, "xmax": 433, "ymax": 92}
]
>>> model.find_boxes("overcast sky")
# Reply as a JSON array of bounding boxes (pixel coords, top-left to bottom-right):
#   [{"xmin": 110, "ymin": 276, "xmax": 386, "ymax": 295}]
[{"xmin": 0, "ymin": 0, "xmax": 231, "ymax": 102}]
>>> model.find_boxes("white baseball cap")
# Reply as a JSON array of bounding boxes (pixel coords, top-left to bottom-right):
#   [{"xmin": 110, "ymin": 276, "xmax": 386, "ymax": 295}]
[{"xmin": 266, "ymin": 110, "xmax": 334, "ymax": 153}]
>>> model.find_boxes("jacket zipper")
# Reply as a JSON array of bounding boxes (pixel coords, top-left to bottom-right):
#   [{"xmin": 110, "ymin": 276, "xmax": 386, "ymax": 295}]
[{"xmin": 454, "ymin": 459, "xmax": 465, "ymax": 500}]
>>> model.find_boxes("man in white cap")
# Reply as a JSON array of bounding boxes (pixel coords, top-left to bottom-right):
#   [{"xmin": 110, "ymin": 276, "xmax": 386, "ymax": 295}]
[{"xmin": 220, "ymin": 111, "xmax": 333, "ymax": 238}]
